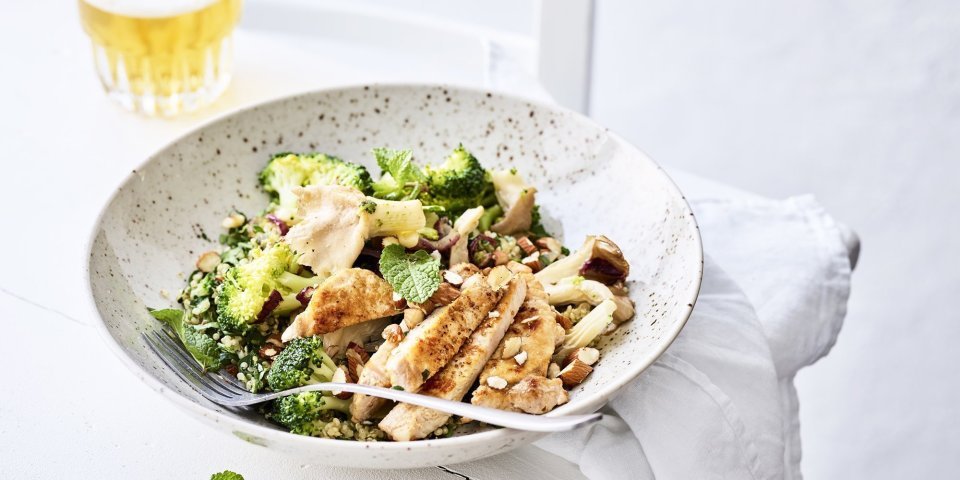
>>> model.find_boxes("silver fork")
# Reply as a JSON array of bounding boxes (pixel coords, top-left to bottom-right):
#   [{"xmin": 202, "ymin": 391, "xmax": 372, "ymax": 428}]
[{"xmin": 143, "ymin": 330, "xmax": 602, "ymax": 433}]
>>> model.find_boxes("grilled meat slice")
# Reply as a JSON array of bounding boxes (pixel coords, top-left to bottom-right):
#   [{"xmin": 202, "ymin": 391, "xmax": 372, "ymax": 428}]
[
  {"xmin": 385, "ymin": 267, "xmax": 509, "ymax": 392},
  {"xmin": 379, "ymin": 276, "xmax": 527, "ymax": 440},
  {"xmin": 472, "ymin": 267, "xmax": 560, "ymax": 412},
  {"xmin": 282, "ymin": 268, "xmax": 401, "ymax": 342}
]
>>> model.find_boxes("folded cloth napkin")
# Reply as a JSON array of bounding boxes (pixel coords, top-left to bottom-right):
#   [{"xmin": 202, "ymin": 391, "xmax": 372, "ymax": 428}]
[{"xmin": 534, "ymin": 191, "xmax": 853, "ymax": 480}]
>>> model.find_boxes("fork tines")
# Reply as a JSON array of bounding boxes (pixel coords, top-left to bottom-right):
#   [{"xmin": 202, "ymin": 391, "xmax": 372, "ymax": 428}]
[{"xmin": 142, "ymin": 331, "xmax": 248, "ymax": 403}]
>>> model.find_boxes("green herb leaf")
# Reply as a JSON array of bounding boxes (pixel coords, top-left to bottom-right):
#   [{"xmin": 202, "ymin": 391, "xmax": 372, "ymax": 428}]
[
  {"xmin": 149, "ymin": 308, "xmax": 225, "ymax": 371},
  {"xmin": 378, "ymin": 244, "xmax": 441, "ymax": 303},
  {"xmin": 210, "ymin": 470, "xmax": 244, "ymax": 480},
  {"xmin": 371, "ymin": 148, "xmax": 427, "ymax": 200}
]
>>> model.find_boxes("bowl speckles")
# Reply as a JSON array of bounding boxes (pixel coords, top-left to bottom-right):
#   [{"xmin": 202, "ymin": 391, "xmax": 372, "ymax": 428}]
[{"xmin": 85, "ymin": 84, "xmax": 703, "ymax": 469}]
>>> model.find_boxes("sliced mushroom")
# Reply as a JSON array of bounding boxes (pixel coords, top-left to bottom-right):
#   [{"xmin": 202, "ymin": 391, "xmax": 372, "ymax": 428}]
[
  {"xmin": 536, "ymin": 235, "xmax": 629, "ymax": 286},
  {"xmin": 489, "ymin": 169, "xmax": 537, "ymax": 235}
]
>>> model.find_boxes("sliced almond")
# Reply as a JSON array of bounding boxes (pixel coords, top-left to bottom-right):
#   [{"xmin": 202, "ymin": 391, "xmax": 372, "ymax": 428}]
[
  {"xmin": 547, "ymin": 362, "xmax": 561, "ymax": 379},
  {"xmin": 345, "ymin": 343, "xmax": 369, "ymax": 382},
  {"xmin": 562, "ymin": 347, "xmax": 600, "ymax": 367},
  {"xmin": 332, "ymin": 366, "xmax": 352, "ymax": 398},
  {"xmin": 443, "ymin": 270, "xmax": 464, "ymax": 286},
  {"xmin": 429, "ymin": 283, "xmax": 461, "ymax": 306},
  {"xmin": 488, "ymin": 310, "xmax": 500, "ymax": 318},
  {"xmin": 521, "ymin": 315, "xmax": 541, "ymax": 324},
  {"xmin": 195, "ymin": 251, "xmax": 221, "ymax": 273},
  {"xmin": 486, "ymin": 376, "xmax": 508, "ymax": 390},
  {"xmin": 558, "ymin": 359, "xmax": 593, "ymax": 388},
  {"xmin": 514, "ymin": 350, "xmax": 528, "ymax": 366},
  {"xmin": 516, "ymin": 236, "xmax": 538, "ymax": 256},
  {"xmin": 502, "ymin": 337, "xmax": 522, "ymax": 358},
  {"xmin": 555, "ymin": 312, "xmax": 573, "ymax": 330},
  {"xmin": 521, "ymin": 252, "xmax": 542, "ymax": 272},
  {"xmin": 535, "ymin": 237, "xmax": 563, "ymax": 262}
]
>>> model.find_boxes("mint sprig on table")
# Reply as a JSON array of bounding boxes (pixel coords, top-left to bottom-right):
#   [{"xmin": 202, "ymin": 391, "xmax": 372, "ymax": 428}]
[
  {"xmin": 210, "ymin": 470, "xmax": 244, "ymax": 480},
  {"xmin": 379, "ymin": 244, "xmax": 441, "ymax": 303}
]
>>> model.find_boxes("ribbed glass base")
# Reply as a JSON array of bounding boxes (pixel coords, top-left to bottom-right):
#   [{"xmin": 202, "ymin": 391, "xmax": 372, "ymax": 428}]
[{"xmin": 91, "ymin": 35, "xmax": 233, "ymax": 117}]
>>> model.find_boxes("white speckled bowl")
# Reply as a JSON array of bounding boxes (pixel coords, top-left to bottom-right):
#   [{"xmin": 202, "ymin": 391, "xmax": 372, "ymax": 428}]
[{"xmin": 86, "ymin": 84, "xmax": 702, "ymax": 469}]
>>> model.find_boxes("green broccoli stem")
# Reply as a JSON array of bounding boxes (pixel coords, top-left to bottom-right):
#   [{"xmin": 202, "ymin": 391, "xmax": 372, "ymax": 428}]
[
  {"xmin": 320, "ymin": 395, "xmax": 352, "ymax": 415},
  {"xmin": 478, "ymin": 204, "xmax": 503, "ymax": 232},
  {"xmin": 277, "ymin": 272, "xmax": 321, "ymax": 293},
  {"xmin": 365, "ymin": 197, "xmax": 427, "ymax": 237},
  {"xmin": 274, "ymin": 295, "xmax": 304, "ymax": 316}
]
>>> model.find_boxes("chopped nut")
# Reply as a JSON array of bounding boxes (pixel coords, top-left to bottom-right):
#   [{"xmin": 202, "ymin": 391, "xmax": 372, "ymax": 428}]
[
  {"xmin": 195, "ymin": 251, "xmax": 221, "ymax": 273},
  {"xmin": 563, "ymin": 347, "xmax": 600, "ymax": 367},
  {"xmin": 535, "ymin": 237, "xmax": 563, "ymax": 261},
  {"xmin": 382, "ymin": 324, "xmax": 403, "ymax": 343},
  {"xmin": 521, "ymin": 252, "xmax": 542, "ymax": 272},
  {"xmin": 486, "ymin": 376, "xmax": 508, "ymax": 390},
  {"xmin": 547, "ymin": 362, "xmax": 561, "ymax": 379},
  {"xmin": 429, "ymin": 283, "xmax": 461, "ymax": 306},
  {"xmin": 402, "ymin": 308, "xmax": 425, "ymax": 330},
  {"xmin": 492, "ymin": 250, "xmax": 509, "ymax": 266},
  {"xmin": 558, "ymin": 359, "xmax": 594, "ymax": 388},
  {"xmin": 430, "ymin": 250, "xmax": 442, "ymax": 261},
  {"xmin": 459, "ymin": 417, "xmax": 474, "ymax": 424},
  {"xmin": 221, "ymin": 212, "xmax": 245, "ymax": 229},
  {"xmin": 488, "ymin": 310, "xmax": 500, "ymax": 318},
  {"xmin": 502, "ymin": 337, "xmax": 522, "ymax": 358},
  {"xmin": 443, "ymin": 270, "xmax": 464, "ymax": 285},
  {"xmin": 555, "ymin": 313, "xmax": 573, "ymax": 330},
  {"xmin": 332, "ymin": 367, "xmax": 352, "ymax": 399},
  {"xmin": 391, "ymin": 291, "xmax": 403, "ymax": 302},
  {"xmin": 521, "ymin": 314, "xmax": 540, "ymax": 324},
  {"xmin": 258, "ymin": 344, "xmax": 282, "ymax": 359},
  {"xmin": 345, "ymin": 343, "xmax": 369, "ymax": 382},
  {"xmin": 517, "ymin": 236, "xmax": 538, "ymax": 256},
  {"xmin": 514, "ymin": 350, "xmax": 528, "ymax": 365}
]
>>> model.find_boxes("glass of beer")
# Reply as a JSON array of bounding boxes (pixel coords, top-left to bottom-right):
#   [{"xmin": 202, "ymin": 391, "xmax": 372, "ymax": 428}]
[{"xmin": 79, "ymin": 0, "xmax": 243, "ymax": 116}]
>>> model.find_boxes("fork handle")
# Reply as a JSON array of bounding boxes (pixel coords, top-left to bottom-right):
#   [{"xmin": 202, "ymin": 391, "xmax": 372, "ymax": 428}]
[{"xmin": 257, "ymin": 382, "xmax": 602, "ymax": 433}]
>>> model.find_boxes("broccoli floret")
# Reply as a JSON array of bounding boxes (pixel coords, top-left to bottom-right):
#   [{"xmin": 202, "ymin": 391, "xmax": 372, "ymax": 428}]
[
  {"xmin": 214, "ymin": 242, "xmax": 319, "ymax": 335},
  {"xmin": 419, "ymin": 145, "xmax": 494, "ymax": 215},
  {"xmin": 269, "ymin": 391, "xmax": 352, "ymax": 436},
  {"xmin": 259, "ymin": 153, "xmax": 373, "ymax": 221},
  {"xmin": 265, "ymin": 336, "xmax": 338, "ymax": 391}
]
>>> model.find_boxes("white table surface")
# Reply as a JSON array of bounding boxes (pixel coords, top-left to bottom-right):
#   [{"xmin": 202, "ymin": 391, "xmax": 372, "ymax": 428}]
[
  {"xmin": 0, "ymin": 3, "xmax": 594, "ymax": 479},
  {"xmin": 0, "ymin": 3, "xmax": 762, "ymax": 479}
]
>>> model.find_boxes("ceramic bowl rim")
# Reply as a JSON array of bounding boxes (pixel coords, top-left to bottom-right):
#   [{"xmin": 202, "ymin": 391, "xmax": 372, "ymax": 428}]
[{"xmin": 83, "ymin": 82, "xmax": 704, "ymax": 452}]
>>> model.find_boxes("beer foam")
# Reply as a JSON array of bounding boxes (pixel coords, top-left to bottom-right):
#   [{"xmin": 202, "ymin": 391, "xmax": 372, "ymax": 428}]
[{"xmin": 82, "ymin": 0, "xmax": 221, "ymax": 18}]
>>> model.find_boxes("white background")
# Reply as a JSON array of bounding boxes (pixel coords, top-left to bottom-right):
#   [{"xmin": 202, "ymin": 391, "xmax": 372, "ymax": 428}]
[{"xmin": 586, "ymin": 2, "xmax": 960, "ymax": 478}]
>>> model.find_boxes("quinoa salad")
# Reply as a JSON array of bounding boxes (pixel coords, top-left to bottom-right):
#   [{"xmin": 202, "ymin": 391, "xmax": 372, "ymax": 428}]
[{"xmin": 150, "ymin": 145, "xmax": 636, "ymax": 441}]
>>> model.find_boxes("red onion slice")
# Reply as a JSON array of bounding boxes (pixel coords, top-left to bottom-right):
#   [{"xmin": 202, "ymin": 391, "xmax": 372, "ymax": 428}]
[
  {"xmin": 256, "ymin": 290, "xmax": 283, "ymax": 322},
  {"xmin": 265, "ymin": 214, "xmax": 289, "ymax": 236}
]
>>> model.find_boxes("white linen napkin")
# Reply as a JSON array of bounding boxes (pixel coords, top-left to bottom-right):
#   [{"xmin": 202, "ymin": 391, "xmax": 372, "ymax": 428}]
[{"xmin": 534, "ymin": 192, "xmax": 854, "ymax": 480}]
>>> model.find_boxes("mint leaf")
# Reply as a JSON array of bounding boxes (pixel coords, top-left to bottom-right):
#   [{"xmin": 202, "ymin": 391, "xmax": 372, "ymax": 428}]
[
  {"xmin": 148, "ymin": 308, "xmax": 225, "ymax": 371},
  {"xmin": 378, "ymin": 244, "xmax": 441, "ymax": 303},
  {"xmin": 371, "ymin": 148, "xmax": 426, "ymax": 200},
  {"xmin": 210, "ymin": 471, "xmax": 244, "ymax": 480}
]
